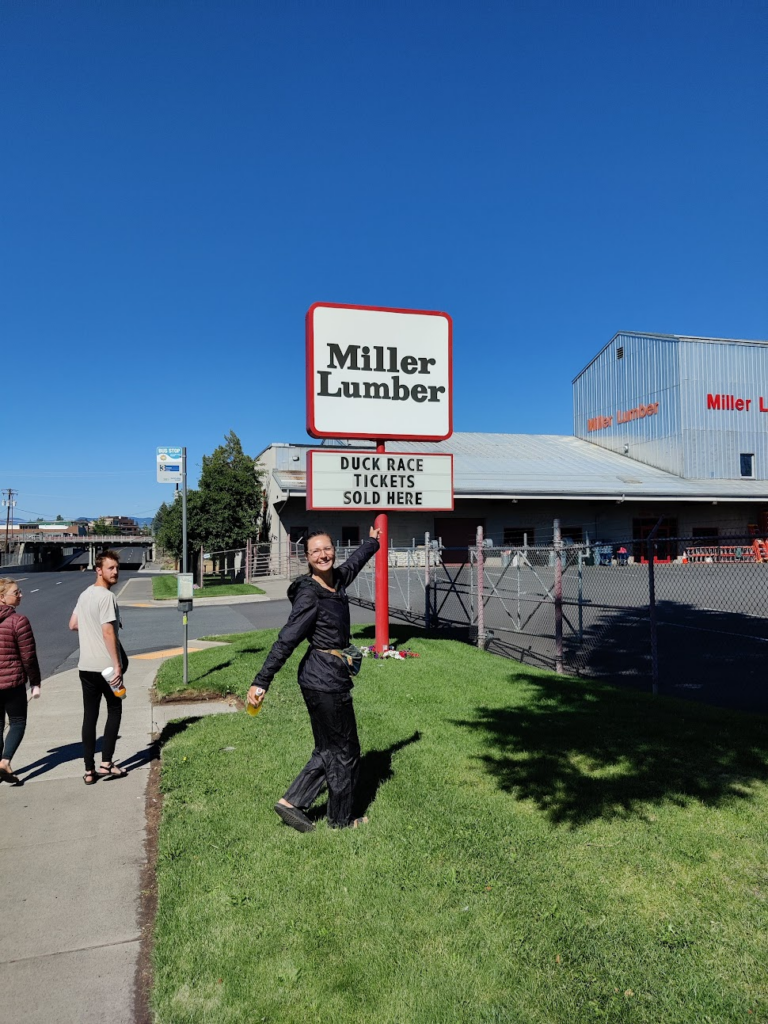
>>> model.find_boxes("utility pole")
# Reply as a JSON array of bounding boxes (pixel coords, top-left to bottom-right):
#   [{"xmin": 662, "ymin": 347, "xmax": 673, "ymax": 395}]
[{"xmin": 3, "ymin": 489, "xmax": 17, "ymax": 554}]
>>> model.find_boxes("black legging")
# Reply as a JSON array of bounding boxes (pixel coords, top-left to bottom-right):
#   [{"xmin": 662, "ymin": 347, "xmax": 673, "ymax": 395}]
[
  {"xmin": 79, "ymin": 671, "xmax": 122, "ymax": 771},
  {"xmin": 283, "ymin": 688, "xmax": 361, "ymax": 827},
  {"xmin": 1, "ymin": 684, "xmax": 28, "ymax": 762}
]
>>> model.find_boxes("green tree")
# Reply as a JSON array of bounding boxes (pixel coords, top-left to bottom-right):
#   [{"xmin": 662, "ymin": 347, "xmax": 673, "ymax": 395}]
[
  {"xmin": 91, "ymin": 517, "xmax": 120, "ymax": 536},
  {"xmin": 152, "ymin": 432, "xmax": 262, "ymax": 555},
  {"xmin": 197, "ymin": 431, "xmax": 263, "ymax": 550},
  {"xmin": 153, "ymin": 494, "xmax": 204, "ymax": 557}
]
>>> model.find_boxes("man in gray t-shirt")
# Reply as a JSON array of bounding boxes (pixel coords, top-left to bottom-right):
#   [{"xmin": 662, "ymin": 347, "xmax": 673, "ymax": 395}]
[
  {"xmin": 73, "ymin": 581, "xmax": 122, "ymax": 672},
  {"xmin": 69, "ymin": 550, "xmax": 128, "ymax": 784}
]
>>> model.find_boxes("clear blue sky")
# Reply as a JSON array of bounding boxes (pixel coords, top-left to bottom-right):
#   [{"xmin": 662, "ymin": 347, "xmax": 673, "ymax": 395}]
[{"xmin": 2, "ymin": 0, "xmax": 765, "ymax": 522}]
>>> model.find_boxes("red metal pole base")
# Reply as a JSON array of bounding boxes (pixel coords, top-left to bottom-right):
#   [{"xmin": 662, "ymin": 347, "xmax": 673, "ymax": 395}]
[
  {"xmin": 374, "ymin": 513, "xmax": 389, "ymax": 652},
  {"xmin": 373, "ymin": 430, "xmax": 390, "ymax": 652}
]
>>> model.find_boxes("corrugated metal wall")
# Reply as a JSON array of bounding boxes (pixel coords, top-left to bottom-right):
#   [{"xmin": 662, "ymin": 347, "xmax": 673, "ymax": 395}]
[
  {"xmin": 573, "ymin": 333, "xmax": 683, "ymax": 474},
  {"xmin": 574, "ymin": 333, "xmax": 768, "ymax": 480},
  {"xmin": 679, "ymin": 340, "xmax": 768, "ymax": 480}
]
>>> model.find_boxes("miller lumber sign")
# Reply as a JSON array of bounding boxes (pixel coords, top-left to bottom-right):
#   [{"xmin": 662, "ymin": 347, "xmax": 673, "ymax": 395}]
[{"xmin": 306, "ymin": 302, "xmax": 453, "ymax": 441}]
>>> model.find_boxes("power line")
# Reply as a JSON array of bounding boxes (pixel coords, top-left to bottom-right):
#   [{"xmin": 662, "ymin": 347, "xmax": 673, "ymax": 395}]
[{"xmin": 2, "ymin": 488, "xmax": 18, "ymax": 553}]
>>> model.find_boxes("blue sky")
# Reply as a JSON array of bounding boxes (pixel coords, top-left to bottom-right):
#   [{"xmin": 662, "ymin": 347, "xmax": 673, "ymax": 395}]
[{"xmin": 2, "ymin": 0, "xmax": 765, "ymax": 521}]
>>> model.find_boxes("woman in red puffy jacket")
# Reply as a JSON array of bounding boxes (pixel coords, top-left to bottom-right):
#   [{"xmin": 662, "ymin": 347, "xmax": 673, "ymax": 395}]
[{"xmin": 0, "ymin": 578, "xmax": 41, "ymax": 785}]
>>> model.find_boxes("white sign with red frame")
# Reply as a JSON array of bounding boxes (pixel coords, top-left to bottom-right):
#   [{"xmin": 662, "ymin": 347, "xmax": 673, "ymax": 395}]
[
  {"xmin": 307, "ymin": 450, "xmax": 454, "ymax": 511},
  {"xmin": 306, "ymin": 302, "xmax": 453, "ymax": 441}
]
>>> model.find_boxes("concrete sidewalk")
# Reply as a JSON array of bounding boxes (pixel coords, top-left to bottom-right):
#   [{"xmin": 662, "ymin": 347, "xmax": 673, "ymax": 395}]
[{"xmin": 0, "ymin": 642, "xmax": 237, "ymax": 1024}]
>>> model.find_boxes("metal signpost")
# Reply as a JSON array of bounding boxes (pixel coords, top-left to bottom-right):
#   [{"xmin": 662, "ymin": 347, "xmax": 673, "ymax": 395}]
[
  {"xmin": 157, "ymin": 446, "xmax": 191, "ymax": 684},
  {"xmin": 177, "ymin": 573, "xmax": 194, "ymax": 687},
  {"xmin": 306, "ymin": 302, "xmax": 453, "ymax": 651}
]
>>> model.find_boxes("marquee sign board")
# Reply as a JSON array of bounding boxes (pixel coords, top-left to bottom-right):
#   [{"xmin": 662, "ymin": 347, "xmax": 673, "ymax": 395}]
[
  {"xmin": 307, "ymin": 450, "xmax": 454, "ymax": 511},
  {"xmin": 306, "ymin": 302, "xmax": 453, "ymax": 441}
]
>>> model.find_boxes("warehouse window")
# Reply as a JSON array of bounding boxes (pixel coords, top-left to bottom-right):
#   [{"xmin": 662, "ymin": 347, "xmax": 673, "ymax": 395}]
[
  {"xmin": 740, "ymin": 453, "xmax": 754, "ymax": 478},
  {"xmin": 562, "ymin": 526, "xmax": 584, "ymax": 544},
  {"xmin": 503, "ymin": 527, "xmax": 534, "ymax": 546},
  {"xmin": 692, "ymin": 527, "xmax": 718, "ymax": 540},
  {"xmin": 341, "ymin": 525, "xmax": 359, "ymax": 546},
  {"xmin": 616, "ymin": 346, "xmax": 624, "ymax": 360}
]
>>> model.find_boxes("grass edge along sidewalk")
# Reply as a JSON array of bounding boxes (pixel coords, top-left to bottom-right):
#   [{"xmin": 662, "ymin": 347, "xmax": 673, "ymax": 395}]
[
  {"xmin": 152, "ymin": 626, "xmax": 768, "ymax": 1024},
  {"xmin": 151, "ymin": 575, "xmax": 265, "ymax": 600}
]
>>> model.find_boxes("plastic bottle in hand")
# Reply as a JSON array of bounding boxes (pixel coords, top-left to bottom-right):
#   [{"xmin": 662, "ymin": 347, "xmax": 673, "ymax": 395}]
[
  {"xmin": 102, "ymin": 666, "xmax": 126, "ymax": 699},
  {"xmin": 247, "ymin": 687, "xmax": 265, "ymax": 716}
]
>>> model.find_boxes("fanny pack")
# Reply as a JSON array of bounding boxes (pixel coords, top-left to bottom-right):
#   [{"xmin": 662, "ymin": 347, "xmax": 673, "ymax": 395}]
[{"xmin": 320, "ymin": 645, "xmax": 364, "ymax": 677}]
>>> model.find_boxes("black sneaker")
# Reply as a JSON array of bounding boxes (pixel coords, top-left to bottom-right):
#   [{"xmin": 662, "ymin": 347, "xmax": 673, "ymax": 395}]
[{"xmin": 274, "ymin": 802, "xmax": 315, "ymax": 832}]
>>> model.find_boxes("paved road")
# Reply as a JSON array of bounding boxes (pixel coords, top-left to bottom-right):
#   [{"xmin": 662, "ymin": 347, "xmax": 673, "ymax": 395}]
[
  {"xmin": 1, "ymin": 569, "xmax": 376, "ymax": 680},
  {"xmin": 0, "ymin": 568, "xmax": 144, "ymax": 678}
]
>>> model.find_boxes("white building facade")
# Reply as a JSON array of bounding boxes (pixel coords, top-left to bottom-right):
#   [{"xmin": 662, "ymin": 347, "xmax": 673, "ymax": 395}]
[{"xmin": 257, "ymin": 333, "xmax": 768, "ymax": 561}]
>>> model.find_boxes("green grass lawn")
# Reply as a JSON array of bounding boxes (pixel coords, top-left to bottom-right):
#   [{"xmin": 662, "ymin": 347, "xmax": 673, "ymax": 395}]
[
  {"xmin": 152, "ymin": 625, "xmax": 768, "ymax": 1023},
  {"xmin": 151, "ymin": 575, "xmax": 265, "ymax": 600}
]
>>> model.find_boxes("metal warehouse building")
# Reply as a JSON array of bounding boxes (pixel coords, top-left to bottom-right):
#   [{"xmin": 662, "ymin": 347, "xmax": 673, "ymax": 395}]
[{"xmin": 257, "ymin": 332, "xmax": 768, "ymax": 562}]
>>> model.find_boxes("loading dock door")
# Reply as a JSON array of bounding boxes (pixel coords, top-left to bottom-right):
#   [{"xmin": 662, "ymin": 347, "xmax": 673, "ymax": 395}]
[{"xmin": 434, "ymin": 518, "xmax": 485, "ymax": 564}]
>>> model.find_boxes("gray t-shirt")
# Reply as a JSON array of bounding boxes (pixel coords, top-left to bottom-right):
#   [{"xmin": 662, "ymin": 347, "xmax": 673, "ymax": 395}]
[{"xmin": 73, "ymin": 585, "xmax": 121, "ymax": 672}]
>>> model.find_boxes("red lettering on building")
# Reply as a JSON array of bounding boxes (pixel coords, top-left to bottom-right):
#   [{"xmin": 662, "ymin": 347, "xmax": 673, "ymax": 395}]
[
  {"xmin": 707, "ymin": 393, "xmax": 751, "ymax": 411},
  {"xmin": 587, "ymin": 415, "xmax": 613, "ymax": 432},
  {"xmin": 616, "ymin": 402, "xmax": 659, "ymax": 423}
]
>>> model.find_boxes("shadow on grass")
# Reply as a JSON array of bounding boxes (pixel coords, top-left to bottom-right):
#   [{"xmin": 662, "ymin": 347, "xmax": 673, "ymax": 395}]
[
  {"xmin": 459, "ymin": 673, "xmax": 768, "ymax": 828},
  {"xmin": 353, "ymin": 622, "xmax": 462, "ymax": 645},
  {"xmin": 354, "ymin": 731, "xmax": 421, "ymax": 818},
  {"xmin": 304, "ymin": 731, "xmax": 422, "ymax": 822},
  {"xmin": 197, "ymin": 659, "xmax": 234, "ymax": 678}
]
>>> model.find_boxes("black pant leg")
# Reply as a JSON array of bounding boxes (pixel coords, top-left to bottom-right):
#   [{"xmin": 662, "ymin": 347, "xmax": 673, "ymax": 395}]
[
  {"xmin": 80, "ymin": 672, "xmax": 102, "ymax": 771},
  {"xmin": 1, "ymin": 684, "xmax": 28, "ymax": 762},
  {"xmin": 304, "ymin": 689, "xmax": 361, "ymax": 827},
  {"xmin": 324, "ymin": 691, "xmax": 361, "ymax": 827},
  {"xmin": 80, "ymin": 671, "xmax": 123, "ymax": 770},
  {"xmin": 101, "ymin": 678, "xmax": 123, "ymax": 765},
  {"xmin": 283, "ymin": 688, "xmax": 335, "ymax": 809}
]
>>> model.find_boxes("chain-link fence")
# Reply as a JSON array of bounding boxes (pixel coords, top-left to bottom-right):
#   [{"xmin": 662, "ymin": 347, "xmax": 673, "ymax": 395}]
[{"xmin": 343, "ymin": 527, "xmax": 768, "ymax": 715}]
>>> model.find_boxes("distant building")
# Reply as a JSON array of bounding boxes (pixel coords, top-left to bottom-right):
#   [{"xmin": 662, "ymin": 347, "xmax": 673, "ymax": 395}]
[
  {"xmin": 256, "ymin": 331, "xmax": 768, "ymax": 563},
  {"xmin": 94, "ymin": 516, "xmax": 140, "ymax": 535},
  {"xmin": 14, "ymin": 521, "xmax": 86, "ymax": 536}
]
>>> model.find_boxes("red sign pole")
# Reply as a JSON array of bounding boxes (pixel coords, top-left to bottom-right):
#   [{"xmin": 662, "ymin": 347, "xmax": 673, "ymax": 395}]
[{"xmin": 374, "ymin": 440, "xmax": 389, "ymax": 653}]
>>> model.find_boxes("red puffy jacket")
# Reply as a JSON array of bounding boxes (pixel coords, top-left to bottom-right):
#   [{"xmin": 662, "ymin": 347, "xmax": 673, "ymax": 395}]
[{"xmin": 0, "ymin": 604, "xmax": 41, "ymax": 690}]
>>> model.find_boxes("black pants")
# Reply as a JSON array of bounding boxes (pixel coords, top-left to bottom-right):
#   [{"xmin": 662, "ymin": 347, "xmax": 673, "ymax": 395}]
[
  {"xmin": 283, "ymin": 688, "xmax": 360, "ymax": 828},
  {"xmin": 79, "ymin": 671, "xmax": 122, "ymax": 772},
  {"xmin": 1, "ymin": 684, "xmax": 27, "ymax": 762}
]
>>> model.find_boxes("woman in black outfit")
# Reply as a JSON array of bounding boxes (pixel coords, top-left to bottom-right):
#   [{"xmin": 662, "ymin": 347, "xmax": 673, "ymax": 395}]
[{"xmin": 248, "ymin": 526, "xmax": 380, "ymax": 832}]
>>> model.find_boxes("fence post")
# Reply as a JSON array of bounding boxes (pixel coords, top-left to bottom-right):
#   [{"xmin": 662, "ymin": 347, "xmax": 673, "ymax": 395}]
[
  {"xmin": 424, "ymin": 532, "xmax": 431, "ymax": 629},
  {"xmin": 433, "ymin": 541, "xmax": 440, "ymax": 628},
  {"xmin": 577, "ymin": 549, "xmax": 583, "ymax": 643},
  {"xmin": 476, "ymin": 525, "xmax": 485, "ymax": 649},
  {"xmin": 246, "ymin": 538, "xmax": 251, "ymax": 584},
  {"xmin": 406, "ymin": 541, "xmax": 411, "ymax": 611},
  {"xmin": 647, "ymin": 518, "xmax": 664, "ymax": 696},
  {"xmin": 199, "ymin": 545, "xmax": 204, "ymax": 589},
  {"xmin": 554, "ymin": 518, "xmax": 563, "ymax": 674}
]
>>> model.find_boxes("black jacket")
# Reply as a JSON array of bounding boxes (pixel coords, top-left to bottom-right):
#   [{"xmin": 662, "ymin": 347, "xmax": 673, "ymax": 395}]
[{"xmin": 253, "ymin": 537, "xmax": 379, "ymax": 693}]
